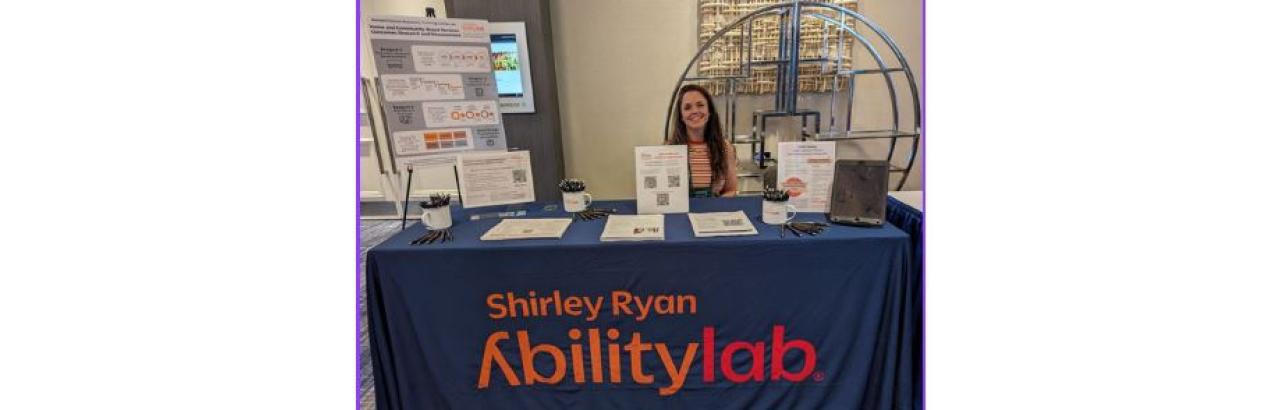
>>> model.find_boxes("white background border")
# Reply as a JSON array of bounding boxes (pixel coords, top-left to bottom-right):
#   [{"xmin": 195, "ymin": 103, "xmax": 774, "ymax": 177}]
[{"xmin": 2, "ymin": 0, "xmax": 1278, "ymax": 408}]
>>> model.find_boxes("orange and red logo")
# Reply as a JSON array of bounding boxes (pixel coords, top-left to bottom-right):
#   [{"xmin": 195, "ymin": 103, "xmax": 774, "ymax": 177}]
[{"xmin": 477, "ymin": 325, "xmax": 818, "ymax": 396}]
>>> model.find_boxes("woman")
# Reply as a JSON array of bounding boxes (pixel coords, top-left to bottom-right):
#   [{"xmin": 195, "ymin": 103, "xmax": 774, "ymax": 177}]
[{"xmin": 667, "ymin": 84, "xmax": 738, "ymax": 197}]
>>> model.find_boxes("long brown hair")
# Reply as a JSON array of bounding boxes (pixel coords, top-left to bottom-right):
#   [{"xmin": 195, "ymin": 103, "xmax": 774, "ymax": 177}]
[{"xmin": 669, "ymin": 84, "xmax": 728, "ymax": 186}]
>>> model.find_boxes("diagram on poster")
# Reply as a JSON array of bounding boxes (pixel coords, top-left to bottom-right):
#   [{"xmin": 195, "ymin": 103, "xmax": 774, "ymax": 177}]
[
  {"xmin": 777, "ymin": 141, "xmax": 837, "ymax": 212},
  {"xmin": 635, "ymin": 145, "xmax": 690, "ymax": 214},
  {"xmin": 380, "ymin": 74, "xmax": 465, "ymax": 101},
  {"xmin": 422, "ymin": 100, "xmax": 499, "ymax": 127},
  {"xmin": 392, "ymin": 128, "xmax": 473, "ymax": 155},
  {"xmin": 411, "ymin": 45, "xmax": 491, "ymax": 73}
]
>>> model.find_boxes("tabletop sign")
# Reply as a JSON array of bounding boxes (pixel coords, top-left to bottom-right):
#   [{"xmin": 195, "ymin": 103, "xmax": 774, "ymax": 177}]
[
  {"xmin": 366, "ymin": 15, "xmax": 509, "ymax": 170},
  {"xmin": 456, "ymin": 150, "xmax": 535, "ymax": 208},
  {"xmin": 634, "ymin": 145, "xmax": 690, "ymax": 214},
  {"xmin": 777, "ymin": 141, "xmax": 837, "ymax": 212}
]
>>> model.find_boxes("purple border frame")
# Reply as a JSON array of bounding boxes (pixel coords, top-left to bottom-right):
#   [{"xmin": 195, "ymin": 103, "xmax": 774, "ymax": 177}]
[
  {"xmin": 355, "ymin": 0, "xmax": 363, "ymax": 409},
  {"xmin": 920, "ymin": 0, "xmax": 927, "ymax": 408}
]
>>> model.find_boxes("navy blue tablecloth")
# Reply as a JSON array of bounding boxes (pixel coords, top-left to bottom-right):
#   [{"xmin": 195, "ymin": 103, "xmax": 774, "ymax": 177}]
[
  {"xmin": 886, "ymin": 196, "xmax": 923, "ymax": 410},
  {"xmin": 367, "ymin": 197, "xmax": 917, "ymax": 409}
]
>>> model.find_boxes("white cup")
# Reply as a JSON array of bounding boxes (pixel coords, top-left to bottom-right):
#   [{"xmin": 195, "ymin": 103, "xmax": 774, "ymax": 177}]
[
  {"xmin": 563, "ymin": 191, "xmax": 593, "ymax": 212},
  {"xmin": 762, "ymin": 200, "xmax": 798, "ymax": 225},
  {"xmin": 421, "ymin": 206, "xmax": 453, "ymax": 230}
]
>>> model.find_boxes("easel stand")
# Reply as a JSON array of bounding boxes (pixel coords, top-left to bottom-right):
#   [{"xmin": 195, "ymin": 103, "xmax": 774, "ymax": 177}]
[
  {"xmin": 399, "ymin": 164, "xmax": 465, "ymax": 230},
  {"xmin": 400, "ymin": 166, "xmax": 414, "ymax": 230}
]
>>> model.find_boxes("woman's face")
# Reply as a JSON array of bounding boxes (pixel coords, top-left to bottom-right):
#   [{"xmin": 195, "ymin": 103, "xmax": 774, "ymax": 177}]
[{"xmin": 680, "ymin": 91, "xmax": 710, "ymax": 132}]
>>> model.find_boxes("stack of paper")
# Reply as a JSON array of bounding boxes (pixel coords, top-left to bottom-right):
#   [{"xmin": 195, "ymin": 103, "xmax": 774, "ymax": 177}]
[
  {"xmin": 480, "ymin": 218, "xmax": 573, "ymax": 241},
  {"xmin": 600, "ymin": 215, "xmax": 665, "ymax": 242},
  {"xmin": 688, "ymin": 211, "xmax": 759, "ymax": 237}
]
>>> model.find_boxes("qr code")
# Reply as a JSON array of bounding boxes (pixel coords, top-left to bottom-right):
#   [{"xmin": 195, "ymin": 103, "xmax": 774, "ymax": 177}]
[
  {"xmin": 667, "ymin": 175, "xmax": 681, "ymax": 188},
  {"xmin": 644, "ymin": 176, "xmax": 657, "ymax": 189},
  {"xmin": 656, "ymin": 193, "xmax": 669, "ymax": 206},
  {"xmin": 721, "ymin": 219, "xmax": 744, "ymax": 227},
  {"xmin": 512, "ymin": 169, "xmax": 527, "ymax": 183}
]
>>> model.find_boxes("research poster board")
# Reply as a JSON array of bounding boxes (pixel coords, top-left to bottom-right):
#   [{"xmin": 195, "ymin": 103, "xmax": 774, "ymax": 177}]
[{"xmin": 366, "ymin": 16, "xmax": 509, "ymax": 170}]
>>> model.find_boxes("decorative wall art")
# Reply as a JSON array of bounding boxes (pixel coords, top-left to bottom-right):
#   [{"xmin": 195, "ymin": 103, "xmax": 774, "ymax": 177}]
[{"xmin": 696, "ymin": 0, "xmax": 860, "ymax": 95}]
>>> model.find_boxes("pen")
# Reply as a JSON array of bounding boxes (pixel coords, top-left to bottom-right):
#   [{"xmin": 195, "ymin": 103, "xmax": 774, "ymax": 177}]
[{"xmin": 470, "ymin": 210, "xmax": 528, "ymax": 221}]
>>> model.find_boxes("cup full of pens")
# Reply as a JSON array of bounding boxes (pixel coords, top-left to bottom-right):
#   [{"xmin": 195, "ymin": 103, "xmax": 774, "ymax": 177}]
[
  {"xmin": 419, "ymin": 194, "xmax": 453, "ymax": 230},
  {"xmin": 558, "ymin": 178, "xmax": 592, "ymax": 213},
  {"xmin": 761, "ymin": 188, "xmax": 798, "ymax": 225}
]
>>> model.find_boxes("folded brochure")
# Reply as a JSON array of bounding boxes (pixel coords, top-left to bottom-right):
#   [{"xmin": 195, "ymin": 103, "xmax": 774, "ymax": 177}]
[
  {"xmin": 600, "ymin": 214, "xmax": 665, "ymax": 241},
  {"xmin": 480, "ymin": 218, "xmax": 573, "ymax": 240},
  {"xmin": 688, "ymin": 211, "xmax": 758, "ymax": 237}
]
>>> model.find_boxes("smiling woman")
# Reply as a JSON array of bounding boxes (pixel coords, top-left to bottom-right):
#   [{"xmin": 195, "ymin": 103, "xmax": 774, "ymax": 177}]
[{"xmin": 666, "ymin": 84, "xmax": 738, "ymax": 197}]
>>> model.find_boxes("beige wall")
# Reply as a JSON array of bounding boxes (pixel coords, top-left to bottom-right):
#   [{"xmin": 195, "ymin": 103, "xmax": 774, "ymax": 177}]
[
  {"xmin": 552, "ymin": 0, "xmax": 922, "ymax": 199},
  {"xmin": 551, "ymin": 0, "xmax": 699, "ymax": 199},
  {"xmin": 850, "ymin": 0, "xmax": 923, "ymax": 191}
]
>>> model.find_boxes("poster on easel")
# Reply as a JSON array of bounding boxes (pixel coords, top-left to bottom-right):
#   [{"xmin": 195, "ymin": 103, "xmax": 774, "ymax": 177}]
[{"xmin": 366, "ymin": 15, "xmax": 508, "ymax": 170}]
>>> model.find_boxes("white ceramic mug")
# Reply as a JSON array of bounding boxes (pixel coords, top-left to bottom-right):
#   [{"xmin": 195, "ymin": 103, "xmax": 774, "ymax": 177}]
[
  {"xmin": 762, "ymin": 200, "xmax": 798, "ymax": 225},
  {"xmin": 421, "ymin": 206, "xmax": 453, "ymax": 230},
  {"xmin": 563, "ymin": 191, "xmax": 593, "ymax": 212}
]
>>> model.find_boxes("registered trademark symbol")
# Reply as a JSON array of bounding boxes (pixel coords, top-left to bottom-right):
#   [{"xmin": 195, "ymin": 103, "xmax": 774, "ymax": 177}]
[{"xmin": 812, "ymin": 371, "xmax": 825, "ymax": 382}]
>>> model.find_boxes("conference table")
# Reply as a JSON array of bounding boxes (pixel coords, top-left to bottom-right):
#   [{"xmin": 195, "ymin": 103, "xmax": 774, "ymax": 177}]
[{"xmin": 366, "ymin": 196, "xmax": 918, "ymax": 409}]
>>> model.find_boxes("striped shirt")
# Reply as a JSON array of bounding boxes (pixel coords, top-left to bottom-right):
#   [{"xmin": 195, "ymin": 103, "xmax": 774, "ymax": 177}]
[{"xmin": 688, "ymin": 141, "xmax": 713, "ymax": 189}]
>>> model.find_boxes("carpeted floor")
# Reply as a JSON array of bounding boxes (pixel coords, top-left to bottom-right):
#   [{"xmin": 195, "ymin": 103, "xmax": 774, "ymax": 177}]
[{"xmin": 359, "ymin": 220, "xmax": 403, "ymax": 410}]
